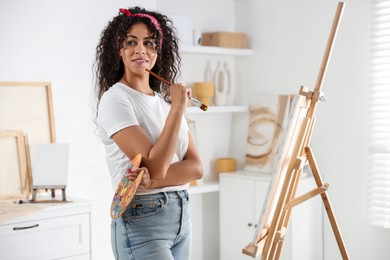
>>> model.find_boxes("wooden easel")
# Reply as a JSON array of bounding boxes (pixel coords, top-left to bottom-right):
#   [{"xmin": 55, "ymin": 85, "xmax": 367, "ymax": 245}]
[
  {"xmin": 243, "ymin": 2, "xmax": 349, "ymax": 259},
  {"xmin": 31, "ymin": 185, "xmax": 67, "ymax": 203}
]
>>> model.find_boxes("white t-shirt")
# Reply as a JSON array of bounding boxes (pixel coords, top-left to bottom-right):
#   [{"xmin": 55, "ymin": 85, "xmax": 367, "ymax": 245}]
[{"xmin": 97, "ymin": 82, "xmax": 189, "ymax": 193}]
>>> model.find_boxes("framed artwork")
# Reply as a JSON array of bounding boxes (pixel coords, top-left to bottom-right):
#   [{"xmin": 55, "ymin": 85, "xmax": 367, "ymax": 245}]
[
  {"xmin": 0, "ymin": 130, "xmax": 31, "ymax": 200},
  {"xmin": 244, "ymin": 94, "xmax": 292, "ymax": 173},
  {"xmin": 0, "ymin": 81, "xmax": 56, "ymax": 144}
]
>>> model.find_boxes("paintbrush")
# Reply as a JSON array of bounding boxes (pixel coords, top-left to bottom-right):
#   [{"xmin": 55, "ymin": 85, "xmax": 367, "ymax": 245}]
[{"xmin": 145, "ymin": 68, "xmax": 208, "ymax": 111}]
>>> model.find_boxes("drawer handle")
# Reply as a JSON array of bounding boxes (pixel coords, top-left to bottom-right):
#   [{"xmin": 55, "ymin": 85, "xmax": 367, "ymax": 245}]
[{"xmin": 13, "ymin": 224, "xmax": 39, "ymax": 230}]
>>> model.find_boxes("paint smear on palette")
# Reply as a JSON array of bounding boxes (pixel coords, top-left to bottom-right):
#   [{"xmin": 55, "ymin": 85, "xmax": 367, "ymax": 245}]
[{"xmin": 110, "ymin": 153, "xmax": 144, "ymax": 219}]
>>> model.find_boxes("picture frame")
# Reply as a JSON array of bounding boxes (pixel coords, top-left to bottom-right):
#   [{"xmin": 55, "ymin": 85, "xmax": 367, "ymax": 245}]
[
  {"xmin": 0, "ymin": 130, "xmax": 31, "ymax": 200},
  {"xmin": 0, "ymin": 81, "xmax": 56, "ymax": 144},
  {"xmin": 244, "ymin": 94, "xmax": 292, "ymax": 174}
]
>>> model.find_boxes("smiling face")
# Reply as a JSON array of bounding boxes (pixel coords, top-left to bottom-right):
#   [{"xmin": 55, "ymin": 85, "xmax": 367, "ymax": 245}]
[{"xmin": 119, "ymin": 22, "xmax": 158, "ymax": 76}]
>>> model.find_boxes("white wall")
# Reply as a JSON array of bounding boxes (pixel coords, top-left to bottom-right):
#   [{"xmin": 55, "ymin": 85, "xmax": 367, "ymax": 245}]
[
  {"xmin": 0, "ymin": 1, "xmax": 156, "ymax": 259},
  {"xmin": 235, "ymin": 0, "xmax": 390, "ymax": 260},
  {"xmin": 1, "ymin": 0, "xmax": 389, "ymax": 259},
  {"xmin": 0, "ymin": 1, "xmax": 228, "ymax": 259}
]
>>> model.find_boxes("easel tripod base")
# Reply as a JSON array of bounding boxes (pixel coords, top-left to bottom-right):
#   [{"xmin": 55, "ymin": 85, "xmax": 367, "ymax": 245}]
[{"xmin": 242, "ymin": 146, "xmax": 349, "ymax": 260}]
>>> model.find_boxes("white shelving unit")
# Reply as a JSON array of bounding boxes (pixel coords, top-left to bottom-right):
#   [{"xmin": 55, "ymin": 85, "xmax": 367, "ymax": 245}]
[
  {"xmin": 188, "ymin": 181, "xmax": 219, "ymax": 195},
  {"xmin": 186, "ymin": 105, "xmax": 248, "ymax": 114},
  {"xmin": 183, "ymin": 45, "xmax": 251, "ymax": 195},
  {"xmin": 182, "ymin": 43, "xmax": 252, "ymax": 260},
  {"xmin": 186, "ymin": 105, "xmax": 249, "ymax": 195},
  {"xmin": 181, "ymin": 45, "xmax": 252, "ymax": 56}
]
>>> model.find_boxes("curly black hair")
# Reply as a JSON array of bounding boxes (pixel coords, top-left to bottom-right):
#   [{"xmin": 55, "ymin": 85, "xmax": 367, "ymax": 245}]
[{"xmin": 94, "ymin": 6, "xmax": 181, "ymax": 107}]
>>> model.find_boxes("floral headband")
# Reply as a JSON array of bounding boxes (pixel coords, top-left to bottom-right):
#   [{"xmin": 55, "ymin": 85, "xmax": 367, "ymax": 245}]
[{"xmin": 119, "ymin": 8, "xmax": 163, "ymax": 48}]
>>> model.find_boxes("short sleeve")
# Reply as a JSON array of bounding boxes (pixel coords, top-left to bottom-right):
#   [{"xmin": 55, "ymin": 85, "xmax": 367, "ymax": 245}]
[{"xmin": 97, "ymin": 88, "xmax": 139, "ymax": 138}]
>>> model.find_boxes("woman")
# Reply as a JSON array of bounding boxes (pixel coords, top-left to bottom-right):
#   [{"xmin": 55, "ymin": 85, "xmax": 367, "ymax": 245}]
[{"xmin": 94, "ymin": 6, "xmax": 203, "ymax": 260}]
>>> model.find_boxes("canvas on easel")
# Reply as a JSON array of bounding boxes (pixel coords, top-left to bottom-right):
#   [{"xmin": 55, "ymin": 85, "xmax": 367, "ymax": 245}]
[
  {"xmin": 242, "ymin": 2, "xmax": 349, "ymax": 260},
  {"xmin": 244, "ymin": 95, "xmax": 292, "ymax": 174}
]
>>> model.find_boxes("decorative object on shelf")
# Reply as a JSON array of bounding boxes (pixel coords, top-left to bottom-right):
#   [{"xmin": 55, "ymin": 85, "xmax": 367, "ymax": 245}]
[
  {"xmin": 224, "ymin": 63, "xmax": 235, "ymax": 105},
  {"xmin": 193, "ymin": 29, "xmax": 202, "ymax": 46},
  {"xmin": 193, "ymin": 82, "xmax": 214, "ymax": 106},
  {"xmin": 201, "ymin": 31, "xmax": 247, "ymax": 49},
  {"xmin": 214, "ymin": 62, "xmax": 231, "ymax": 106},
  {"xmin": 244, "ymin": 95, "xmax": 292, "ymax": 174},
  {"xmin": 215, "ymin": 158, "xmax": 237, "ymax": 173},
  {"xmin": 31, "ymin": 143, "xmax": 70, "ymax": 203},
  {"xmin": 110, "ymin": 154, "xmax": 144, "ymax": 219},
  {"xmin": 0, "ymin": 130, "xmax": 31, "ymax": 201},
  {"xmin": 204, "ymin": 61, "xmax": 213, "ymax": 82}
]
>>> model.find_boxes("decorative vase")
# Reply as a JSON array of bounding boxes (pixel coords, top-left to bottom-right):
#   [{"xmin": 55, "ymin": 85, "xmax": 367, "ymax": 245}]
[
  {"xmin": 204, "ymin": 61, "xmax": 213, "ymax": 82},
  {"xmin": 193, "ymin": 82, "xmax": 214, "ymax": 106},
  {"xmin": 224, "ymin": 62, "xmax": 235, "ymax": 105},
  {"xmin": 214, "ymin": 62, "xmax": 229, "ymax": 106},
  {"xmin": 215, "ymin": 157, "xmax": 237, "ymax": 173}
]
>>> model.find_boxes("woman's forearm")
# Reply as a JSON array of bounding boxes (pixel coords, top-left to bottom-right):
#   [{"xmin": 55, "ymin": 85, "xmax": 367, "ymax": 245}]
[{"xmin": 150, "ymin": 158, "xmax": 203, "ymax": 188}]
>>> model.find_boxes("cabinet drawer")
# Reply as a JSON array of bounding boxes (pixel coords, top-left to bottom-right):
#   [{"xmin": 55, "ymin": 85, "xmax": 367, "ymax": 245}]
[{"xmin": 0, "ymin": 213, "xmax": 90, "ymax": 260}]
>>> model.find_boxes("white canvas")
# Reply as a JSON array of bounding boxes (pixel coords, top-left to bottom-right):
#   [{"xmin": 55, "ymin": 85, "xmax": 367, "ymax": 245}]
[{"xmin": 32, "ymin": 143, "xmax": 69, "ymax": 186}]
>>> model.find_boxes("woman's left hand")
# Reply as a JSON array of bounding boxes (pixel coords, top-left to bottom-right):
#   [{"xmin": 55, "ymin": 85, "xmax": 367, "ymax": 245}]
[{"xmin": 126, "ymin": 167, "xmax": 152, "ymax": 190}]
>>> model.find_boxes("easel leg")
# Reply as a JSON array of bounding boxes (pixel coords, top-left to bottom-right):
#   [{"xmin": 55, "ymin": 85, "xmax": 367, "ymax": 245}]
[
  {"xmin": 62, "ymin": 188, "xmax": 66, "ymax": 201},
  {"xmin": 305, "ymin": 146, "xmax": 349, "ymax": 260},
  {"xmin": 274, "ymin": 166, "xmax": 304, "ymax": 260},
  {"xmin": 31, "ymin": 189, "xmax": 37, "ymax": 202}
]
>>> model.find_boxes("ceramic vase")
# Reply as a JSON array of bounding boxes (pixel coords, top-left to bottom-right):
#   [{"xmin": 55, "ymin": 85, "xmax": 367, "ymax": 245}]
[
  {"xmin": 214, "ymin": 62, "xmax": 230, "ymax": 106},
  {"xmin": 193, "ymin": 82, "xmax": 214, "ymax": 106}
]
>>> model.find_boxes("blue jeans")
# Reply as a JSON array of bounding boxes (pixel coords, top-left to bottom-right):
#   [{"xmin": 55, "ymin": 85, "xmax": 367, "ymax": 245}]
[{"xmin": 111, "ymin": 190, "xmax": 192, "ymax": 260}]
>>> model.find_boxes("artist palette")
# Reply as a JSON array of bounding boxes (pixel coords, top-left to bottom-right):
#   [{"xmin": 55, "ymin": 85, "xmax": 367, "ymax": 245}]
[{"xmin": 110, "ymin": 153, "xmax": 144, "ymax": 219}]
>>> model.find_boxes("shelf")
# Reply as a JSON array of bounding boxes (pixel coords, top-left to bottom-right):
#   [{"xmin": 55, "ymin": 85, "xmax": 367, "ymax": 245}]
[
  {"xmin": 180, "ymin": 45, "xmax": 252, "ymax": 56},
  {"xmin": 188, "ymin": 181, "xmax": 219, "ymax": 195},
  {"xmin": 186, "ymin": 105, "xmax": 248, "ymax": 114}
]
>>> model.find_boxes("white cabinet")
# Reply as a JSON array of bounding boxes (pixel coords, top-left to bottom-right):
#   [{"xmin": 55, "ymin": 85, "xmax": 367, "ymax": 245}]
[
  {"xmin": 0, "ymin": 198, "xmax": 91, "ymax": 260},
  {"xmin": 220, "ymin": 172, "xmax": 323, "ymax": 260}
]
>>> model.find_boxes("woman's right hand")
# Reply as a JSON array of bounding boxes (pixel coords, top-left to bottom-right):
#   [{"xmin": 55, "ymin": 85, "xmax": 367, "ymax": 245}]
[{"xmin": 170, "ymin": 83, "xmax": 190, "ymax": 111}]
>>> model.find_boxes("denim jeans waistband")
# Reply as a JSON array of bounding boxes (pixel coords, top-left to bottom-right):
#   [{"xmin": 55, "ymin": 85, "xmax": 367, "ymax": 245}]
[{"xmin": 133, "ymin": 189, "xmax": 188, "ymax": 201}]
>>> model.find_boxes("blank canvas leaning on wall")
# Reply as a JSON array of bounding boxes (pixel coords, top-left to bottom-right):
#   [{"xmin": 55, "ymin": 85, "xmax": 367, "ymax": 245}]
[
  {"xmin": 0, "ymin": 82, "xmax": 56, "ymax": 145},
  {"xmin": 0, "ymin": 130, "xmax": 31, "ymax": 200}
]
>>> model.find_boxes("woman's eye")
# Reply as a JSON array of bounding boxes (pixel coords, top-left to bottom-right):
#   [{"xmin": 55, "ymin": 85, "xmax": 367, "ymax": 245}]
[
  {"xmin": 144, "ymin": 41, "xmax": 155, "ymax": 47},
  {"xmin": 126, "ymin": 40, "xmax": 137, "ymax": 46}
]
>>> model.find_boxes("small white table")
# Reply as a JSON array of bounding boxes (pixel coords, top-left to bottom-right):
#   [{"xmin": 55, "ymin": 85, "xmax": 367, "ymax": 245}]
[{"xmin": 0, "ymin": 198, "xmax": 91, "ymax": 260}]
